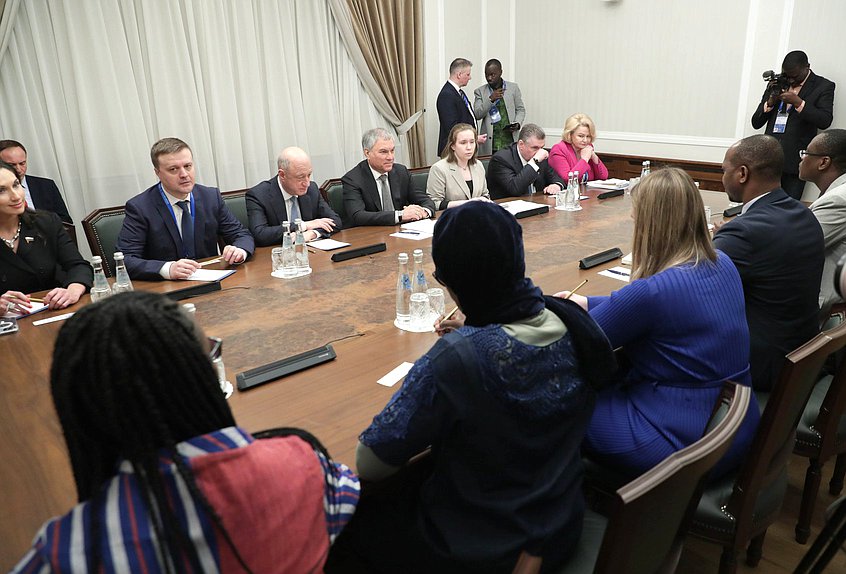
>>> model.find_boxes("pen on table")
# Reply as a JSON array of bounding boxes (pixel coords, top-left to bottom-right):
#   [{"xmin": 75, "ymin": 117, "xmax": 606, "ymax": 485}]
[
  {"xmin": 198, "ymin": 257, "xmax": 222, "ymax": 267},
  {"xmin": 399, "ymin": 230, "xmax": 421, "ymax": 235},
  {"xmin": 564, "ymin": 279, "xmax": 588, "ymax": 300},
  {"xmin": 307, "ymin": 248, "xmax": 316, "ymax": 253},
  {"xmin": 28, "ymin": 297, "xmax": 44, "ymax": 303},
  {"xmin": 605, "ymin": 268, "xmax": 630, "ymax": 277}
]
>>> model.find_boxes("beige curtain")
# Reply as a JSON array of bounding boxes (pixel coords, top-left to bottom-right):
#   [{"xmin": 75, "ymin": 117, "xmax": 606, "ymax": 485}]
[
  {"xmin": 0, "ymin": 0, "xmax": 18, "ymax": 64},
  {"xmin": 328, "ymin": 0, "xmax": 425, "ymax": 167}
]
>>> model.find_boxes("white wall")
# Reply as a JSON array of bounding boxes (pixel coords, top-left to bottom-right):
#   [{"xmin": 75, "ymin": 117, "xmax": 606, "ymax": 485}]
[{"xmin": 422, "ymin": 0, "xmax": 846, "ymax": 185}]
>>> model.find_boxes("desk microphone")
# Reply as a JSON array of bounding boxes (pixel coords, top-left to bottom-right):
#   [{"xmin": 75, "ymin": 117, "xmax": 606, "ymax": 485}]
[{"xmin": 331, "ymin": 243, "xmax": 387, "ymax": 262}]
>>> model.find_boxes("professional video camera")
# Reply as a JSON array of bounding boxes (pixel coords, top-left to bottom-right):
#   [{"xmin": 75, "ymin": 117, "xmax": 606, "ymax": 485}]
[{"xmin": 763, "ymin": 70, "xmax": 791, "ymax": 98}]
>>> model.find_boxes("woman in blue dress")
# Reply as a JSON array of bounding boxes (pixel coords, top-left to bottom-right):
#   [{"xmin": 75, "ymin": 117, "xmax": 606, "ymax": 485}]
[{"xmin": 559, "ymin": 167, "xmax": 760, "ymax": 479}]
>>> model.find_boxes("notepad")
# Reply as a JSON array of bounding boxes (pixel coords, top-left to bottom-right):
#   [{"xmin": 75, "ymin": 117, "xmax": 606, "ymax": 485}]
[
  {"xmin": 308, "ymin": 238, "xmax": 351, "ymax": 251},
  {"xmin": 3, "ymin": 301, "xmax": 49, "ymax": 319},
  {"xmin": 588, "ymin": 178, "xmax": 630, "ymax": 191},
  {"xmin": 391, "ymin": 230, "xmax": 432, "ymax": 240},
  {"xmin": 598, "ymin": 266, "xmax": 631, "ymax": 283},
  {"xmin": 186, "ymin": 269, "xmax": 236, "ymax": 282},
  {"xmin": 401, "ymin": 219, "xmax": 437, "ymax": 234},
  {"xmin": 500, "ymin": 200, "xmax": 545, "ymax": 215}
]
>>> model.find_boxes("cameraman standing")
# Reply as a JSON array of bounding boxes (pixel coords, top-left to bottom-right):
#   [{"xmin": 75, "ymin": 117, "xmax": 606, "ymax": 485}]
[{"xmin": 752, "ymin": 50, "xmax": 835, "ymax": 200}]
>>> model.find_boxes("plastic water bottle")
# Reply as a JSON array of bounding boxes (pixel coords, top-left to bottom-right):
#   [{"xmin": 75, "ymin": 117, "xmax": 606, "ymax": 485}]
[
  {"xmin": 280, "ymin": 221, "xmax": 297, "ymax": 278},
  {"xmin": 89, "ymin": 256, "xmax": 112, "ymax": 302},
  {"xmin": 111, "ymin": 252, "xmax": 134, "ymax": 294},
  {"xmin": 396, "ymin": 253, "xmax": 412, "ymax": 324},
  {"xmin": 293, "ymin": 219, "xmax": 311, "ymax": 276},
  {"xmin": 564, "ymin": 171, "xmax": 582, "ymax": 211},
  {"xmin": 412, "ymin": 249, "xmax": 428, "ymax": 294}
]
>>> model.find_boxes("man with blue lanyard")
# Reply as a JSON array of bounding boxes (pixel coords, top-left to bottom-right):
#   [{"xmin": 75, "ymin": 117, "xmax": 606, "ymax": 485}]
[
  {"xmin": 117, "ymin": 138, "xmax": 254, "ymax": 280},
  {"xmin": 473, "ymin": 59, "xmax": 526, "ymax": 156},
  {"xmin": 751, "ymin": 50, "xmax": 835, "ymax": 200}
]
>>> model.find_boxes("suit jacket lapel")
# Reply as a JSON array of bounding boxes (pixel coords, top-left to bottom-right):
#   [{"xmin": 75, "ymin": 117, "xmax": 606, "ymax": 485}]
[
  {"xmin": 267, "ymin": 179, "xmax": 289, "ymax": 225},
  {"xmin": 511, "ymin": 146, "xmax": 534, "ymax": 192},
  {"xmin": 154, "ymin": 190, "xmax": 183, "ymax": 254},
  {"xmin": 0, "ymin": 221, "xmax": 37, "ymax": 275},
  {"xmin": 798, "ymin": 72, "xmax": 817, "ymax": 99},
  {"xmin": 192, "ymin": 190, "xmax": 205, "ymax": 255},
  {"xmin": 367, "ymin": 164, "xmax": 387, "ymax": 209},
  {"xmin": 448, "ymin": 164, "xmax": 470, "ymax": 199},
  {"xmin": 298, "ymin": 191, "xmax": 313, "ymax": 220}
]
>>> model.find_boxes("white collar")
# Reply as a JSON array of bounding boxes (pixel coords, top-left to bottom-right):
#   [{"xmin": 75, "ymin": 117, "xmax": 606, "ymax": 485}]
[
  {"xmin": 276, "ymin": 176, "xmax": 294, "ymax": 202},
  {"xmin": 161, "ymin": 186, "xmax": 192, "ymax": 206},
  {"xmin": 741, "ymin": 191, "xmax": 772, "ymax": 214},
  {"xmin": 369, "ymin": 165, "xmax": 388, "ymax": 182},
  {"xmin": 448, "ymin": 79, "xmax": 462, "ymax": 92}
]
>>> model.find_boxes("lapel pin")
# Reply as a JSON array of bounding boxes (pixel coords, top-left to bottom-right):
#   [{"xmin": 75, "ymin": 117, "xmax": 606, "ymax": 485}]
[{"xmin": 25, "ymin": 236, "xmax": 35, "ymax": 243}]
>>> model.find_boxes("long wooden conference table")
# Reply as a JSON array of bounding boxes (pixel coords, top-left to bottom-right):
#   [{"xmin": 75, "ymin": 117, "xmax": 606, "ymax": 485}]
[{"xmin": 0, "ymin": 188, "xmax": 731, "ymax": 568}]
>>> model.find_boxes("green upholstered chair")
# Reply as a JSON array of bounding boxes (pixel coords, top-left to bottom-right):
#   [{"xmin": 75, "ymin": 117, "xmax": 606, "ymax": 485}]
[
  {"xmin": 551, "ymin": 382, "xmax": 751, "ymax": 574},
  {"xmin": 82, "ymin": 206, "xmax": 126, "ymax": 277},
  {"xmin": 409, "ymin": 166, "xmax": 429, "ymax": 198},
  {"xmin": 221, "ymin": 188, "xmax": 249, "ymax": 229},
  {"xmin": 793, "ymin": 310, "xmax": 846, "ymax": 543},
  {"xmin": 688, "ymin": 320, "xmax": 846, "ymax": 573},
  {"xmin": 319, "ymin": 178, "xmax": 346, "ymax": 227}
]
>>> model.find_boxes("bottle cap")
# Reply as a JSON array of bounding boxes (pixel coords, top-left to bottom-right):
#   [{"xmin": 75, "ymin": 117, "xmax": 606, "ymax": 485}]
[
  {"xmin": 398, "ymin": 252, "xmax": 409, "ymax": 262},
  {"xmin": 113, "ymin": 251, "xmax": 124, "ymax": 260},
  {"xmin": 91, "ymin": 255, "xmax": 102, "ymax": 264},
  {"xmin": 182, "ymin": 303, "xmax": 196, "ymax": 315},
  {"xmin": 413, "ymin": 249, "xmax": 423, "ymax": 255}
]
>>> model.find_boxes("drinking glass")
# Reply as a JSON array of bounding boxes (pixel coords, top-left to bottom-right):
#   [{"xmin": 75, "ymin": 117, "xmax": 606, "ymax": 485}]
[
  {"xmin": 409, "ymin": 293, "xmax": 430, "ymax": 330},
  {"xmin": 426, "ymin": 288, "xmax": 445, "ymax": 318}
]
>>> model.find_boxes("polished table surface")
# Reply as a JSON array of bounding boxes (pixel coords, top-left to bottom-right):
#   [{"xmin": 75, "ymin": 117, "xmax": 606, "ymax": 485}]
[{"xmin": 0, "ymin": 189, "xmax": 731, "ymax": 568}]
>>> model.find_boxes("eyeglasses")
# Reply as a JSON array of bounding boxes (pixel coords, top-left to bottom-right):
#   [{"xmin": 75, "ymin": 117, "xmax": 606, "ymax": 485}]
[
  {"xmin": 799, "ymin": 149, "xmax": 828, "ymax": 159},
  {"xmin": 207, "ymin": 336, "xmax": 223, "ymax": 362}
]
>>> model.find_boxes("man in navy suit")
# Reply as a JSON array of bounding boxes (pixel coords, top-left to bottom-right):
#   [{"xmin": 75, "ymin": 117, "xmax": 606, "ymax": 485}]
[
  {"xmin": 486, "ymin": 124, "xmax": 564, "ymax": 200},
  {"xmin": 436, "ymin": 58, "xmax": 485, "ymax": 157},
  {"xmin": 246, "ymin": 147, "xmax": 341, "ymax": 246},
  {"xmin": 0, "ymin": 139, "xmax": 72, "ymax": 224},
  {"xmin": 341, "ymin": 128, "xmax": 435, "ymax": 228},
  {"xmin": 714, "ymin": 134, "xmax": 824, "ymax": 391},
  {"xmin": 116, "ymin": 138, "xmax": 254, "ymax": 281},
  {"xmin": 751, "ymin": 50, "xmax": 835, "ymax": 199}
]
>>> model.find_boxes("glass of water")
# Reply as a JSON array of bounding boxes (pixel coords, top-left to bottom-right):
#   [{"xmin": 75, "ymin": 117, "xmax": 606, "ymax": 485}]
[
  {"xmin": 426, "ymin": 288, "xmax": 445, "ymax": 318},
  {"xmin": 409, "ymin": 292, "xmax": 430, "ymax": 330}
]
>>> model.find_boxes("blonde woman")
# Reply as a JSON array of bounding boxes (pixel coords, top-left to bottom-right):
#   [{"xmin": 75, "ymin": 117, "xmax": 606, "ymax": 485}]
[
  {"xmin": 557, "ymin": 168, "xmax": 759, "ymax": 479},
  {"xmin": 427, "ymin": 123, "xmax": 491, "ymax": 210},
  {"xmin": 548, "ymin": 113, "xmax": 608, "ymax": 182}
]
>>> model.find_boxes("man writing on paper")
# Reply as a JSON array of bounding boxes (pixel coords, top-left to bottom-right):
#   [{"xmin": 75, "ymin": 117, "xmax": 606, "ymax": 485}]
[
  {"xmin": 714, "ymin": 134, "xmax": 824, "ymax": 391},
  {"xmin": 247, "ymin": 147, "xmax": 341, "ymax": 246},
  {"xmin": 342, "ymin": 128, "xmax": 435, "ymax": 227},
  {"xmin": 116, "ymin": 138, "xmax": 254, "ymax": 280},
  {"xmin": 751, "ymin": 50, "xmax": 835, "ymax": 199},
  {"xmin": 800, "ymin": 129, "xmax": 846, "ymax": 316},
  {"xmin": 486, "ymin": 124, "xmax": 564, "ymax": 200},
  {"xmin": 473, "ymin": 59, "xmax": 525, "ymax": 155}
]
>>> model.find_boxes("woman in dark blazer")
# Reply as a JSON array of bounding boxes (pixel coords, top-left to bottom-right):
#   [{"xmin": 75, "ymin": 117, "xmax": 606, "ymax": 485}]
[{"xmin": 0, "ymin": 162, "xmax": 91, "ymax": 314}]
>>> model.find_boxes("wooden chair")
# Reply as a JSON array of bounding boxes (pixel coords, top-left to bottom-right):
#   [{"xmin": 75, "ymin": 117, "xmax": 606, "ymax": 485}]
[
  {"xmin": 319, "ymin": 178, "xmax": 346, "ymax": 227},
  {"xmin": 688, "ymin": 320, "xmax": 846, "ymax": 573},
  {"xmin": 82, "ymin": 205, "xmax": 126, "ymax": 277},
  {"xmin": 793, "ymin": 323, "xmax": 846, "ymax": 543},
  {"xmin": 549, "ymin": 382, "xmax": 751, "ymax": 574}
]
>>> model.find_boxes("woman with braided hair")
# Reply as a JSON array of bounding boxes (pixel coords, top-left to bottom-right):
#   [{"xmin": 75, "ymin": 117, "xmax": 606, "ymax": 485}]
[{"xmin": 11, "ymin": 291, "xmax": 359, "ymax": 574}]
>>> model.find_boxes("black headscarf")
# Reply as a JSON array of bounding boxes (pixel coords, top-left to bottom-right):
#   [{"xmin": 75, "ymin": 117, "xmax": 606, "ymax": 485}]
[{"xmin": 432, "ymin": 202, "xmax": 545, "ymax": 326}]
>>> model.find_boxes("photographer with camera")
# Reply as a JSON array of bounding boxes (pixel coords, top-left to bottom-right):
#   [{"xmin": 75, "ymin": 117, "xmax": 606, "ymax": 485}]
[{"xmin": 751, "ymin": 50, "xmax": 835, "ymax": 200}]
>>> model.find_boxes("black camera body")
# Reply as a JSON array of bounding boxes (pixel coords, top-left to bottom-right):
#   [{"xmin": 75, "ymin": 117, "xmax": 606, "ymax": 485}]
[{"xmin": 763, "ymin": 70, "xmax": 791, "ymax": 97}]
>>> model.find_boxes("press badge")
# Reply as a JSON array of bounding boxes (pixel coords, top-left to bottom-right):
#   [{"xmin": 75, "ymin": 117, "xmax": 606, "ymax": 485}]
[{"xmin": 773, "ymin": 104, "xmax": 789, "ymax": 134}]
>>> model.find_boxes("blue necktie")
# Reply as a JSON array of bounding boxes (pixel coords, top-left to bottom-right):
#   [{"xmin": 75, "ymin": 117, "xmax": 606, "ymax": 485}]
[
  {"xmin": 460, "ymin": 90, "xmax": 471, "ymax": 114},
  {"xmin": 176, "ymin": 200, "xmax": 195, "ymax": 259}
]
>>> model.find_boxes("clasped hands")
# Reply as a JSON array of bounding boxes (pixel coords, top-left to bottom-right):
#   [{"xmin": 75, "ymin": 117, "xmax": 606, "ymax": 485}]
[
  {"xmin": 2, "ymin": 284, "xmax": 86, "ymax": 312},
  {"xmin": 401, "ymin": 205, "xmax": 430, "ymax": 222}
]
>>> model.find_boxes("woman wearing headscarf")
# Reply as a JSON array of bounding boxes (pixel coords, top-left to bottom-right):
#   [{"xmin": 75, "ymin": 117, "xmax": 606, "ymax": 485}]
[{"xmin": 328, "ymin": 202, "xmax": 615, "ymax": 573}]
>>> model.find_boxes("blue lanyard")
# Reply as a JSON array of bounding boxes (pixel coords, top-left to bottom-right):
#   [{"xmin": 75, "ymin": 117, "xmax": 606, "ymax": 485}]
[{"xmin": 159, "ymin": 184, "xmax": 195, "ymax": 228}]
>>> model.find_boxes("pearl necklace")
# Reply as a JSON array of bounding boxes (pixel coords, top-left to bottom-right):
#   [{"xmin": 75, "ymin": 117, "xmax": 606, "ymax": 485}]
[{"xmin": 1, "ymin": 220, "xmax": 21, "ymax": 249}]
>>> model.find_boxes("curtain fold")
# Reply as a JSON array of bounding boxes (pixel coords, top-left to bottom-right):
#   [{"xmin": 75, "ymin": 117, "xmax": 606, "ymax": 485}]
[
  {"xmin": 0, "ymin": 0, "xmax": 391, "ymax": 228},
  {"xmin": 0, "ymin": 0, "xmax": 18, "ymax": 64},
  {"xmin": 327, "ymin": 0, "xmax": 425, "ymax": 167}
]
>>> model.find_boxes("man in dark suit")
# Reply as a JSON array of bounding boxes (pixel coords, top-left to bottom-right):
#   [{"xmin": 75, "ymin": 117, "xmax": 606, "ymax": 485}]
[
  {"xmin": 436, "ymin": 58, "xmax": 485, "ymax": 157},
  {"xmin": 751, "ymin": 50, "xmax": 835, "ymax": 199},
  {"xmin": 714, "ymin": 134, "xmax": 824, "ymax": 391},
  {"xmin": 486, "ymin": 124, "xmax": 565, "ymax": 200},
  {"xmin": 342, "ymin": 128, "xmax": 435, "ymax": 228},
  {"xmin": 116, "ymin": 138, "xmax": 254, "ymax": 281},
  {"xmin": 0, "ymin": 139, "xmax": 73, "ymax": 224},
  {"xmin": 247, "ymin": 147, "xmax": 341, "ymax": 246}
]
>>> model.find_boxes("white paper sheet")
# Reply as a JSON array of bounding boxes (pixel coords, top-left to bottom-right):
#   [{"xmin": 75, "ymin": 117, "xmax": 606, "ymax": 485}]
[
  {"xmin": 401, "ymin": 219, "xmax": 437, "ymax": 234},
  {"xmin": 377, "ymin": 362, "xmax": 414, "ymax": 387},
  {"xmin": 186, "ymin": 269, "xmax": 236, "ymax": 282},
  {"xmin": 598, "ymin": 266, "xmax": 631, "ymax": 282},
  {"xmin": 307, "ymin": 238, "xmax": 351, "ymax": 251}
]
